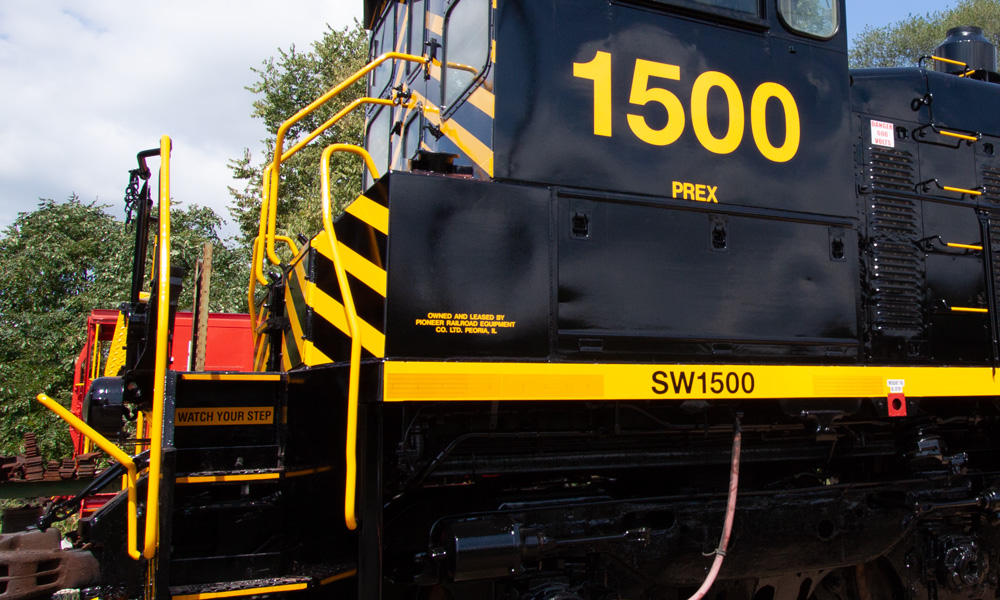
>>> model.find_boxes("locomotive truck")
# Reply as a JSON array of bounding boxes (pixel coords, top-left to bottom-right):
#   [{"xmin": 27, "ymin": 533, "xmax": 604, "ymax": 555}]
[{"xmin": 6, "ymin": 0, "xmax": 1000, "ymax": 599}]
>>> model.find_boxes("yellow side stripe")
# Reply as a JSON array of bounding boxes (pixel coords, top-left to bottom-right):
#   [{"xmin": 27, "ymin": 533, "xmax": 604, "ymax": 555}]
[
  {"xmin": 952, "ymin": 307, "xmax": 988, "ymax": 313},
  {"xmin": 285, "ymin": 465, "xmax": 333, "ymax": 478},
  {"xmin": 946, "ymin": 243, "xmax": 983, "ymax": 251},
  {"xmin": 345, "ymin": 195, "xmax": 389, "ymax": 234},
  {"xmin": 383, "ymin": 361, "xmax": 1000, "ymax": 402},
  {"xmin": 177, "ymin": 473, "xmax": 280, "ymax": 484},
  {"xmin": 172, "ymin": 583, "xmax": 307, "ymax": 600},
  {"xmin": 177, "ymin": 466, "xmax": 331, "ymax": 484},
  {"xmin": 320, "ymin": 569, "xmax": 358, "ymax": 586},
  {"xmin": 179, "ymin": 374, "xmax": 281, "ymax": 382}
]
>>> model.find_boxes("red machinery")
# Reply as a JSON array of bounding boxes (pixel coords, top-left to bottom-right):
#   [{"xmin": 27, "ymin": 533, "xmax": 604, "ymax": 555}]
[{"xmin": 69, "ymin": 310, "xmax": 253, "ymax": 454}]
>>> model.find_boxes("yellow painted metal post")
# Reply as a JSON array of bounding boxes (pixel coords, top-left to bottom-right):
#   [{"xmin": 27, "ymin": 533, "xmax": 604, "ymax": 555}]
[
  {"xmin": 321, "ymin": 144, "xmax": 380, "ymax": 530},
  {"xmin": 36, "ymin": 394, "xmax": 140, "ymax": 560},
  {"xmin": 144, "ymin": 134, "xmax": 172, "ymax": 560}
]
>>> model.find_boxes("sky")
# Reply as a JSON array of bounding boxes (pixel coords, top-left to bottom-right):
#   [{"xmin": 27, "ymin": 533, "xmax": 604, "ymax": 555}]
[
  {"xmin": 0, "ymin": 1, "xmax": 962, "ymax": 238},
  {"xmin": 0, "ymin": 1, "xmax": 361, "ymax": 237}
]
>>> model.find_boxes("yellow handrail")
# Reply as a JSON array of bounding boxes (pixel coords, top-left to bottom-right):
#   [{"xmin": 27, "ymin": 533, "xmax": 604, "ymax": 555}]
[
  {"xmin": 262, "ymin": 52, "xmax": 426, "ymax": 270},
  {"xmin": 249, "ymin": 96, "xmax": 406, "ymax": 303},
  {"xmin": 36, "ymin": 394, "xmax": 140, "ymax": 560},
  {"xmin": 320, "ymin": 144, "xmax": 380, "ymax": 530},
  {"xmin": 943, "ymin": 185, "xmax": 984, "ymax": 197},
  {"xmin": 938, "ymin": 129, "xmax": 979, "ymax": 142},
  {"xmin": 145, "ymin": 134, "xmax": 172, "ymax": 560},
  {"xmin": 262, "ymin": 96, "xmax": 397, "ymax": 273}
]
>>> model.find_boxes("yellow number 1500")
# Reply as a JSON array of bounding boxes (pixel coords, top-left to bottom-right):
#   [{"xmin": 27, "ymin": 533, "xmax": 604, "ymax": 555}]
[{"xmin": 572, "ymin": 51, "xmax": 801, "ymax": 163}]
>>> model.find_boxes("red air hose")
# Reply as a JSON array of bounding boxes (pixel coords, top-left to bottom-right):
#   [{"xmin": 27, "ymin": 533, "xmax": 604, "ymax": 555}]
[{"xmin": 687, "ymin": 420, "xmax": 742, "ymax": 600}]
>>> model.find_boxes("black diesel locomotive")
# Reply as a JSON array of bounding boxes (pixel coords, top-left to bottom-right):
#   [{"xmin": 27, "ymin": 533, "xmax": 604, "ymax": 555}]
[{"xmin": 19, "ymin": 1, "xmax": 1000, "ymax": 600}]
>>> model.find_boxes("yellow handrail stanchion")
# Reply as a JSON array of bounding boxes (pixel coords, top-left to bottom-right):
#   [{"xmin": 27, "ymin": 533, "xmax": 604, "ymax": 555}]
[
  {"xmin": 144, "ymin": 134, "xmax": 172, "ymax": 560},
  {"xmin": 36, "ymin": 394, "xmax": 140, "ymax": 560},
  {"xmin": 320, "ymin": 143, "xmax": 380, "ymax": 530}
]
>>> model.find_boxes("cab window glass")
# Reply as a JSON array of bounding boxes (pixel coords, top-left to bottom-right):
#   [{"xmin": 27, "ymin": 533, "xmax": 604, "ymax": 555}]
[
  {"xmin": 407, "ymin": 0, "xmax": 425, "ymax": 74},
  {"xmin": 365, "ymin": 107, "xmax": 390, "ymax": 187},
  {"xmin": 778, "ymin": 0, "xmax": 837, "ymax": 38},
  {"xmin": 370, "ymin": 5, "xmax": 397, "ymax": 95},
  {"xmin": 442, "ymin": 0, "xmax": 490, "ymax": 107},
  {"xmin": 404, "ymin": 113, "xmax": 423, "ymax": 161}
]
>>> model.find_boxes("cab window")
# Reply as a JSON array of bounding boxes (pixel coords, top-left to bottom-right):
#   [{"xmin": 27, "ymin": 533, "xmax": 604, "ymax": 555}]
[
  {"xmin": 407, "ymin": 0, "xmax": 425, "ymax": 74},
  {"xmin": 442, "ymin": 0, "xmax": 490, "ymax": 108},
  {"xmin": 365, "ymin": 107, "xmax": 390, "ymax": 187},
  {"xmin": 778, "ymin": 0, "xmax": 837, "ymax": 38},
  {"xmin": 370, "ymin": 5, "xmax": 397, "ymax": 96}
]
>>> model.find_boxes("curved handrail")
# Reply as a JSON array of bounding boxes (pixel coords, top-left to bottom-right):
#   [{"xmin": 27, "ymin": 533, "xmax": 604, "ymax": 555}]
[
  {"xmin": 249, "ymin": 95, "xmax": 406, "ymax": 307},
  {"xmin": 145, "ymin": 134, "xmax": 172, "ymax": 559},
  {"xmin": 36, "ymin": 394, "xmax": 140, "ymax": 560},
  {"xmin": 320, "ymin": 143, "xmax": 380, "ymax": 531},
  {"xmin": 264, "ymin": 97, "xmax": 396, "ymax": 269},
  {"xmin": 261, "ymin": 51, "xmax": 426, "ymax": 270},
  {"xmin": 247, "ymin": 229, "xmax": 299, "ymax": 341}
]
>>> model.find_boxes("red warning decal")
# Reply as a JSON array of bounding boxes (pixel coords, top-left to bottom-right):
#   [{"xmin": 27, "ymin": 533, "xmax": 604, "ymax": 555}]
[{"xmin": 887, "ymin": 379, "xmax": 906, "ymax": 417}]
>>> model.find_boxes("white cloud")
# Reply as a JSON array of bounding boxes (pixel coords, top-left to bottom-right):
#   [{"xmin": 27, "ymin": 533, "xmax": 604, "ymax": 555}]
[{"xmin": 0, "ymin": 1, "xmax": 362, "ymax": 236}]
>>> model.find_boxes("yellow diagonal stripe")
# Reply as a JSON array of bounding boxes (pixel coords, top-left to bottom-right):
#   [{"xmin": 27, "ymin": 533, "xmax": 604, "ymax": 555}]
[
  {"xmin": 303, "ymin": 339, "xmax": 335, "ymax": 367},
  {"xmin": 468, "ymin": 87, "xmax": 495, "ymax": 119},
  {"xmin": 345, "ymin": 195, "xmax": 389, "ymax": 234},
  {"xmin": 419, "ymin": 98, "xmax": 493, "ymax": 177},
  {"xmin": 427, "ymin": 12, "xmax": 443, "ymax": 35},
  {"xmin": 311, "ymin": 286, "xmax": 386, "ymax": 358},
  {"xmin": 338, "ymin": 242, "xmax": 387, "ymax": 296},
  {"xmin": 426, "ymin": 64, "xmax": 496, "ymax": 121},
  {"xmin": 314, "ymin": 238, "xmax": 387, "ymax": 298}
]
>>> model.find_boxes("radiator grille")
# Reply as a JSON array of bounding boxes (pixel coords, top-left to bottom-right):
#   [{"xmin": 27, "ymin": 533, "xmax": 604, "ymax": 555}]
[
  {"xmin": 982, "ymin": 165, "xmax": 1000, "ymax": 204},
  {"xmin": 990, "ymin": 219, "xmax": 1000, "ymax": 313},
  {"xmin": 867, "ymin": 148, "xmax": 924, "ymax": 333},
  {"xmin": 869, "ymin": 148, "xmax": 915, "ymax": 192}
]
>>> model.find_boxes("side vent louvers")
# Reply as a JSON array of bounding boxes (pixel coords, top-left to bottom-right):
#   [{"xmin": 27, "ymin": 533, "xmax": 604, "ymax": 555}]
[
  {"xmin": 869, "ymin": 148, "xmax": 915, "ymax": 192},
  {"xmin": 867, "ymin": 148, "xmax": 925, "ymax": 333},
  {"xmin": 982, "ymin": 165, "xmax": 1000, "ymax": 203}
]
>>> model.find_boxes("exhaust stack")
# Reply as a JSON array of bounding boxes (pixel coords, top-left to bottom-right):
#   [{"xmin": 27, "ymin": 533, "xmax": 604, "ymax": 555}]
[{"xmin": 934, "ymin": 26, "xmax": 999, "ymax": 82}]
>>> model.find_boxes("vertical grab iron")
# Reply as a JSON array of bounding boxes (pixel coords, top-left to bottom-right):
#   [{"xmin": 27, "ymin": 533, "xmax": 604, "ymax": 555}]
[{"xmin": 144, "ymin": 134, "xmax": 172, "ymax": 560}]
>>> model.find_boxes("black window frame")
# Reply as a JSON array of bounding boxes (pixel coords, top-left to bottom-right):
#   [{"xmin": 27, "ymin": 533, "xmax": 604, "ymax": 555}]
[
  {"xmin": 440, "ymin": 0, "xmax": 493, "ymax": 114},
  {"xmin": 775, "ymin": 0, "xmax": 839, "ymax": 40}
]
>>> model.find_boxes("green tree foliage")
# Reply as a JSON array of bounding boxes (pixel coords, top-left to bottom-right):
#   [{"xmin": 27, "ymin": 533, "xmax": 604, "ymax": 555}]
[
  {"xmin": 0, "ymin": 197, "xmax": 130, "ymax": 458},
  {"xmin": 0, "ymin": 197, "xmax": 246, "ymax": 459},
  {"xmin": 228, "ymin": 22, "xmax": 369, "ymax": 248},
  {"xmin": 850, "ymin": 0, "xmax": 1000, "ymax": 68},
  {"xmin": 169, "ymin": 204, "xmax": 250, "ymax": 314}
]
